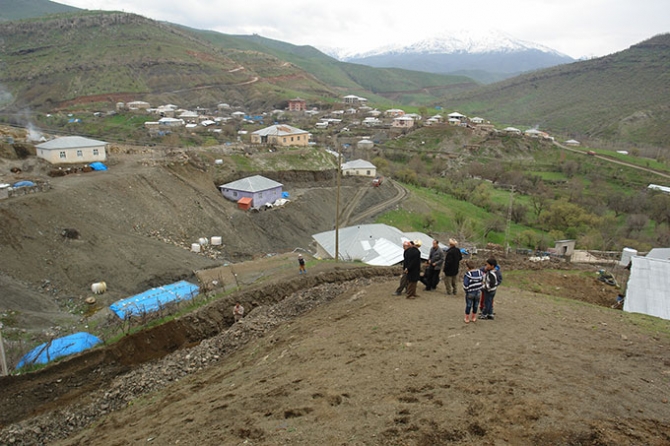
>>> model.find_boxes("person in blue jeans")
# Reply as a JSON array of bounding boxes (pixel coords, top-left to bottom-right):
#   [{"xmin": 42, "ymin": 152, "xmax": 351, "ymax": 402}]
[
  {"xmin": 463, "ymin": 260, "xmax": 484, "ymax": 323},
  {"xmin": 481, "ymin": 258, "xmax": 502, "ymax": 320}
]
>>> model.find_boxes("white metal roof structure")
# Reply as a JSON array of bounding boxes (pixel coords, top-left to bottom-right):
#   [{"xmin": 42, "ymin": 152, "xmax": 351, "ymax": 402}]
[
  {"xmin": 312, "ymin": 224, "xmax": 434, "ymax": 266},
  {"xmin": 219, "ymin": 175, "xmax": 282, "ymax": 193},
  {"xmin": 36, "ymin": 136, "xmax": 107, "ymax": 150},
  {"xmin": 624, "ymin": 256, "xmax": 670, "ymax": 320},
  {"xmin": 341, "ymin": 159, "xmax": 376, "ymax": 170},
  {"xmin": 646, "ymin": 248, "xmax": 670, "ymax": 260}
]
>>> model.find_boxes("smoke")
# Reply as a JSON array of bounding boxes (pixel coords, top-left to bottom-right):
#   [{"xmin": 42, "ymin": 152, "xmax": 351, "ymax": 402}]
[
  {"xmin": 26, "ymin": 123, "xmax": 44, "ymax": 142},
  {"xmin": 0, "ymin": 83, "xmax": 12, "ymax": 107}
]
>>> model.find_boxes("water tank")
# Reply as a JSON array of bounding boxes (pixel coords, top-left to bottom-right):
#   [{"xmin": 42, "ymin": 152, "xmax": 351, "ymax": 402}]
[
  {"xmin": 191, "ymin": 243, "xmax": 201, "ymax": 252},
  {"xmin": 620, "ymin": 247, "xmax": 637, "ymax": 266},
  {"xmin": 91, "ymin": 282, "xmax": 107, "ymax": 294},
  {"xmin": 211, "ymin": 236, "xmax": 222, "ymax": 245},
  {"xmin": 214, "ymin": 159, "xmax": 223, "ymax": 165},
  {"xmin": 198, "ymin": 237, "xmax": 208, "ymax": 245}
]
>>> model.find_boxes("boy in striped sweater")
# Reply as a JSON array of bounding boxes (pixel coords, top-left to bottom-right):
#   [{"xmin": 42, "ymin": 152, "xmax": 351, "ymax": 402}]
[{"xmin": 463, "ymin": 260, "xmax": 484, "ymax": 323}]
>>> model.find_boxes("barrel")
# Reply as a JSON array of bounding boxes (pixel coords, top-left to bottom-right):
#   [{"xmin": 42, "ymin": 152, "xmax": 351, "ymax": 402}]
[
  {"xmin": 198, "ymin": 237, "xmax": 208, "ymax": 245},
  {"xmin": 211, "ymin": 236, "xmax": 222, "ymax": 245}
]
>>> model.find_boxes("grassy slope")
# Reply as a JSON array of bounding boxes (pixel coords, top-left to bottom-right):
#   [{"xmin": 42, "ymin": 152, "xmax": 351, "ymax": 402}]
[
  {"xmin": 0, "ymin": 0, "xmax": 79, "ymax": 21},
  {"xmin": 445, "ymin": 34, "xmax": 670, "ymax": 147}
]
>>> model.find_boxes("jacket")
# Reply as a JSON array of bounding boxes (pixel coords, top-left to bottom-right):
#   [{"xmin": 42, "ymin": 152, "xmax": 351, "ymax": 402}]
[
  {"xmin": 463, "ymin": 268, "xmax": 484, "ymax": 293},
  {"xmin": 443, "ymin": 246, "xmax": 462, "ymax": 276},
  {"xmin": 403, "ymin": 246, "xmax": 422, "ymax": 282},
  {"xmin": 428, "ymin": 246, "xmax": 445, "ymax": 270}
]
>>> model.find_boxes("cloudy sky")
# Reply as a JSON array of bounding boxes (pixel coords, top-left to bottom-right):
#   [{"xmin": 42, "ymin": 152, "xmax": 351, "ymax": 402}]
[{"xmin": 54, "ymin": 0, "xmax": 669, "ymax": 59}]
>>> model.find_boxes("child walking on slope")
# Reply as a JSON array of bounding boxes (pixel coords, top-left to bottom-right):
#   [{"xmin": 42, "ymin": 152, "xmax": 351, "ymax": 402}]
[{"xmin": 298, "ymin": 254, "xmax": 307, "ymax": 274}]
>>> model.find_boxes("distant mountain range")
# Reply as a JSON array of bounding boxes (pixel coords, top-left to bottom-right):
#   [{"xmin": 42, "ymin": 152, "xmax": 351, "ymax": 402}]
[{"xmin": 323, "ymin": 30, "xmax": 575, "ymax": 84}]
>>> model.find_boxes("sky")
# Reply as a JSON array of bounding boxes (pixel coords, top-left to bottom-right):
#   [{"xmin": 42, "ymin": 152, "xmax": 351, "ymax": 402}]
[{"xmin": 54, "ymin": 0, "xmax": 669, "ymax": 59}]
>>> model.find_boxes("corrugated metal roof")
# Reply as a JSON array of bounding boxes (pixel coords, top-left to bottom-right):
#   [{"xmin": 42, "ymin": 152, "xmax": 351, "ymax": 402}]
[
  {"xmin": 647, "ymin": 248, "xmax": 670, "ymax": 260},
  {"xmin": 312, "ymin": 224, "xmax": 434, "ymax": 266},
  {"xmin": 36, "ymin": 136, "xmax": 107, "ymax": 150},
  {"xmin": 252, "ymin": 124, "xmax": 309, "ymax": 137},
  {"xmin": 624, "ymin": 256, "xmax": 670, "ymax": 320},
  {"xmin": 220, "ymin": 175, "xmax": 283, "ymax": 193},
  {"xmin": 342, "ymin": 159, "xmax": 376, "ymax": 170}
]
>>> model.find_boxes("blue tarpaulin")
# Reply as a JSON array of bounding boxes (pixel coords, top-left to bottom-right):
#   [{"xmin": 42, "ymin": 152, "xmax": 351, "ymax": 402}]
[
  {"xmin": 282, "ymin": 191, "xmax": 290, "ymax": 198},
  {"xmin": 89, "ymin": 162, "xmax": 107, "ymax": 171},
  {"xmin": 13, "ymin": 181, "xmax": 35, "ymax": 188},
  {"xmin": 109, "ymin": 280, "xmax": 199, "ymax": 319},
  {"xmin": 16, "ymin": 332, "xmax": 102, "ymax": 369}
]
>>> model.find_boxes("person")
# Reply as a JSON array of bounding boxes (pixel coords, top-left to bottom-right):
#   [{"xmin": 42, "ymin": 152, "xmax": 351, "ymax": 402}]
[
  {"xmin": 443, "ymin": 238, "xmax": 462, "ymax": 296},
  {"xmin": 404, "ymin": 240, "xmax": 422, "ymax": 299},
  {"xmin": 233, "ymin": 302, "xmax": 245, "ymax": 322},
  {"xmin": 298, "ymin": 254, "xmax": 306, "ymax": 274},
  {"xmin": 421, "ymin": 239, "xmax": 444, "ymax": 291},
  {"xmin": 480, "ymin": 258, "xmax": 502, "ymax": 320},
  {"xmin": 463, "ymin": 260, "xmax": 484, "ymax": 323},
  {"xmin": 393, "ymin": 241, "xmax": 411, "ymax": 295}
]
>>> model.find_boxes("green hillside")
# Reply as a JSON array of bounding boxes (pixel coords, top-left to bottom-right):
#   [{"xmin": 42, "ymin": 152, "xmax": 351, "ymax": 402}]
[
  {"xmin": 0, "ymin": 0, "xmax": 79, "ymax": 21},
  {"xmin": 445, "ymin": 34, "xmax": 670, "ymax": 147}
]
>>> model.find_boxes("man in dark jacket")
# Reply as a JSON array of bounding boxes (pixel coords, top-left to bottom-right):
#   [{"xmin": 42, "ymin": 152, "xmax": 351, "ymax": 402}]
[
  {"xmin": 404, "ymin": 240, "xmax": 422, "ymax": 299},
  {"xmin": 443, "ymin": 238, "xmax": 463, "ymax": 295},
  {"xmin": 421, "ymin": 239, "xmax": 444, "ymax": 291}
]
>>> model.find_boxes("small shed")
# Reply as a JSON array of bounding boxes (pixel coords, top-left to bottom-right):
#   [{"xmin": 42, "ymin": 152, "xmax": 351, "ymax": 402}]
[
  {"xmin": 237, "ymin": 197, "xmax": 253, "ymax": 210},
  {"xmin": 554, "ymin": 239, "xmax": 576, "ymax": 256}
]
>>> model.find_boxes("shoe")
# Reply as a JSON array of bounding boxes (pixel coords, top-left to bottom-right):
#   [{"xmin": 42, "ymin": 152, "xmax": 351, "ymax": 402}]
[
  {"xmin": 479, "ymin": 314, "xmax": 488, "ymax": 320},
  {"xmin": 488, "ymin": 315, "xmax": 494, "ymax": 320},
  {"xmin": 464, "ymin": 315, "xmax": 470, "ymax": 323},
  {"xmin": 392, "ymin": 292, "xmax": 401, "ymax": 296}
]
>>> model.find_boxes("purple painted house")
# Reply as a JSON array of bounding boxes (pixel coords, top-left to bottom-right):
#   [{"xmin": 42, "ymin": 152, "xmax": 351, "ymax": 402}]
[{"xmin": 219, "ymin": 175, "xmax": 283, "ymax": 209}]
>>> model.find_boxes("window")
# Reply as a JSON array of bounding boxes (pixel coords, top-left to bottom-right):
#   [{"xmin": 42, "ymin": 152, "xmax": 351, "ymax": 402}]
[
  {"xmin": 366, "ymin": 170, "xmax": 371, "ymax": 175},
  {"xmin": 93, "ymin": 149, "xmax": 99, "ymax": 156},
  {"xmin": 259, "ymin": 192, "xmax": 263, "ymax": 199},
  {"xmin": 59, "ymin": 151, "xmax": 66, "ymax": 159},
  {"xmin": 77, "ymin": 150, "xmax": 83, "ymax": 157},
  {"xmin": 291, "ymin": 136, "xmax": 294, "ymax": 142},
  {"xmin": 233, "ymin": 191, "xmax": 238, "ymax": 197}
]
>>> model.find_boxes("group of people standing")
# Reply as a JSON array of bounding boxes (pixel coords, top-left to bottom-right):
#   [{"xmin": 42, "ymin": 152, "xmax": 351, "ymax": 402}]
[{"xmin": 395, "ymin": 238, "xmax": 502, "ymax": 323}]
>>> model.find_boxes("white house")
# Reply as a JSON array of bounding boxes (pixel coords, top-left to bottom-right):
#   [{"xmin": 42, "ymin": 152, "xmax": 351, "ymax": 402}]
[
  {"xmin": 341, "ymin": 159, "xmax": 376, "ymax": 177},
  {"xmin": 36, "ymin": 136, "xmax": 108, "ymax": 164},
  {"xmin": 392, "ymin": 116, "xmax": 415, "ymax": 128}
]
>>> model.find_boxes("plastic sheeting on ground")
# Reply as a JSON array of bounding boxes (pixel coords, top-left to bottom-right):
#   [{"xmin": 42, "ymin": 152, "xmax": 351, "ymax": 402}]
[
  {"xmin": 12, "ymin": 180, "xmax": 35, "ymax": 188},
  {"xmin": 16, "ymin": 332, "xmax": 102, "ymax": 369},
  {"xmin": 109, "ymin": 280, "xmax": 199, "ymax": 319},
  {"xmin": 89, "ymin": 162, "xmax": 107, "ymax": 171}
]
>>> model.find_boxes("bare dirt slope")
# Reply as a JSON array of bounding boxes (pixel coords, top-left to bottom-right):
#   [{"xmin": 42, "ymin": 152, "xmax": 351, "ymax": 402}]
[
  {"xmin": 0, "ymin": 146, "xmax": 397, "ymax": 336},
  {"xmin": 1, "ymin": 266, "xmax": 668, "ymax": 446}
]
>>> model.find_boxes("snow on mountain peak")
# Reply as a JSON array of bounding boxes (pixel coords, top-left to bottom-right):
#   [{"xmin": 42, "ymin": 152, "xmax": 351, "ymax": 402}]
[{"xmin": 327, "ymin": 29, "xmax": 569, "ymax": 60}]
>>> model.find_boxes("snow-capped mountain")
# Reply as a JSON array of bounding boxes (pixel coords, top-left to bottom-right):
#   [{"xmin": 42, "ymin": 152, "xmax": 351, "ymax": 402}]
[{"xmin": 323, "ymin": 29, "xmax": 574, "ymax": 84}]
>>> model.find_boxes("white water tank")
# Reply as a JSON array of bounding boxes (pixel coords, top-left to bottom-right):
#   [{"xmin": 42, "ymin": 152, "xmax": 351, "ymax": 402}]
[
  {"xmin": 620, "ymin": 247, "xmax": 637, "ymax": 266},
  {"xmin": 214, "ymin": 159, "xmax": 223, "ymax": 165},
  {"xmin": 191, "ymin": 243, "xmax": 201, "ymax": 252},
  {"xmin": 91, "ymin": 282, "xmax": 107, "ymax": 294},
  {"xmin": 211, "ymin": 236, "xmax": 222, "ymax": 245},
  {"xmin": 198, "ymin": 237, "xmax": 208, "ymax": 245}
]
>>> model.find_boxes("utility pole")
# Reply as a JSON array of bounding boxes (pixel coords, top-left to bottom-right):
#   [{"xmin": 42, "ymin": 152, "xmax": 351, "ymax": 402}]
[
  {"xmin": 0, "ymin": 322, "xmax": 8, "ymax": 376},
  {"xmin": 335, "ymin": 146, "xmax": 341, "ymax": 262}
]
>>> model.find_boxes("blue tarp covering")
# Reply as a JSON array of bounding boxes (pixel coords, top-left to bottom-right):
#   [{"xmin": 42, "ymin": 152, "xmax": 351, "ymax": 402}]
[
  {"xmin": 89, "ymin": 162, "xmax": 107, "ymax": 171},
  {"xmin": 109, "ymin": 280, "xmax": 199, "ymax": 319},
  {"xmin": 13, "ymin": 180, "xmax": 35, "ymax": 188},
  {"xmin": 16, "ymin": 332, "xmax": 102, "ymax": 369},
  {"xmin": 282, "ymin": 191, "xmax": 290, "ymax": 198}
]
